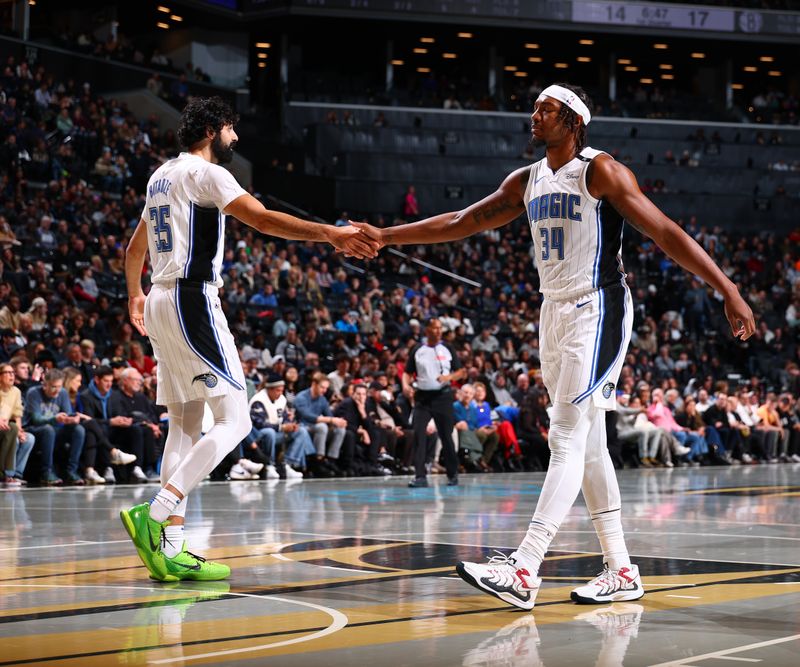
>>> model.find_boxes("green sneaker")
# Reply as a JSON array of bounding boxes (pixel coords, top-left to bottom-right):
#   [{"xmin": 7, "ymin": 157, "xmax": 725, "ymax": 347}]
[
  {"xmin": 120, "ymin": 502, "xmax": 174, "ymax": 581},
  {"xmin": 160, "ymin": 543, "xmax": 231, "ymax": 581}
]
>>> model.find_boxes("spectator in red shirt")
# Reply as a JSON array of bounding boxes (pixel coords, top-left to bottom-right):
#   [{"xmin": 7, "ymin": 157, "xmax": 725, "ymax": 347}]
[
  {"xmin": 127, "ymin": 341, "xmax": 156, "ymax": 377},
  {"xmin": 403, "ymin": 185, "xmax": 419, "ymax": 221}
]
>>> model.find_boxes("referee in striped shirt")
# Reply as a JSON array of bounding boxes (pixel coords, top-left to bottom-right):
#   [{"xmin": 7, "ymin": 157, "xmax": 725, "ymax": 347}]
[{"xmin": 403, "ymin": 318, "xmax": 466, "ymax": 487}]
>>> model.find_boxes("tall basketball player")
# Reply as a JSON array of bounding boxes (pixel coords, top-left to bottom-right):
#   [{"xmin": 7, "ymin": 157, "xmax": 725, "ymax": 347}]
[
  {"xmin": 123, "ymin": 96, "xmax": 378, "ymax": 581},
  {"xmin": 353, "ymin": 83, "xmax": 755, "ymax": 608}
]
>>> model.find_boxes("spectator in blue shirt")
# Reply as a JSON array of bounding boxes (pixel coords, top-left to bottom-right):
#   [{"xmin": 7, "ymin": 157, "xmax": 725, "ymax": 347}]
[
  {"xmin": 249, "ymin": 283, "xmax": 279, "ymax": 308},
  {"xmin": 23, "ymin": 368, "xmax": 85, "ymax": 485},
  {"xmin": 294, "ymin": 372, "xmax": 348, "ymax": 475},
  {"xmin": 473, "ymin": 381, "xmax": 500, "ymax": 468},
  {"xmin": 335, "ymin": 311, "xmax": 359, "ymax": 333},
  {"xmin": 453, "ymin": 383, "xmax": 495, "ymax": 472}
]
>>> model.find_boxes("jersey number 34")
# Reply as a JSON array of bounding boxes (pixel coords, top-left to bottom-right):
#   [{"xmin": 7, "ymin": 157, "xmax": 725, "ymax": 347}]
[
  {"xmin": 540, "ymin": 226, "xmax": 564, "ymax": 260},
  {"xmin": 150, "ymin": 205, "xmax": 173, "ymax": 253}
]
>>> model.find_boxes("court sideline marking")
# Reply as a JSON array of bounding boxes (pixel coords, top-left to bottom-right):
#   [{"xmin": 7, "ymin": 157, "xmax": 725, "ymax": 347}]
[
  {"xmin": 649, "ymin": 632, "xmax": 800, "ymax": 667},
  {"xmin": 0, "ymin": 583, "xmax": 348, "ymax": 664}
]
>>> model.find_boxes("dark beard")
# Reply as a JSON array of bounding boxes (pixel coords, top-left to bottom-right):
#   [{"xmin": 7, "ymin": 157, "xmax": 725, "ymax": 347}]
[
  {"xmin": 211, "ymin": 134, "xmax": 236, "ymax": 164},
  {"xmin": 532, "ymin": 136, "xmax": 545, "ymax": 147}
]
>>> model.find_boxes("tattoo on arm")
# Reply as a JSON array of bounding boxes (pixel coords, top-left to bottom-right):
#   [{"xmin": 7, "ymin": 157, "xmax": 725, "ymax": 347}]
[{"xmin": 471, "ymin": 198, "xmax": 519, "ymax": 227}]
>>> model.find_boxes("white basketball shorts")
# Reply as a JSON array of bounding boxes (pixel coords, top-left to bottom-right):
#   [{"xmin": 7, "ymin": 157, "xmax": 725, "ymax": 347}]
[
  {"xmin": 539, "ymin": 281, "xmax": 633, "ymax": 410},
  {"xmin": 145, "ymin": 281, "xmax": 246, "ymax": 406}
]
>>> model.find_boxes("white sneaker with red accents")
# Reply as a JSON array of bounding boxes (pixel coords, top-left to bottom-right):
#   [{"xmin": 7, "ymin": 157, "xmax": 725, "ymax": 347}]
[
  {"xmin": 462, "ymin": 615, "xmax": 542, "ymax": 667},
  {"xmin": 576, "ymin": 602, "xmax": 644, "ymax": 638},
  {"xmin": 570, "ymin": 563, "xmax": 644, "ymax": 604},
  {"xmin": 456, "ymin": 551, "xmax": 541, "ymax": 611}
]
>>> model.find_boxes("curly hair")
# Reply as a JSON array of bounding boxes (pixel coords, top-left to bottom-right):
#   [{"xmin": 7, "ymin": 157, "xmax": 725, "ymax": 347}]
[
  {"xmin": 177, "ymin": 96, "xmax": 239, "ymax": 149},
  {"xmin": 552, "ymin": 82, "xmax": 593, "ymax": 152}
]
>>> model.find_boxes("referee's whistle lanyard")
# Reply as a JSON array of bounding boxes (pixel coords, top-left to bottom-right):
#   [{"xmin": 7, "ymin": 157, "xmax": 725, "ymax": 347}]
[{"xmin": 427, "ymin": 342, "xmax": 449, "ymax": 389}]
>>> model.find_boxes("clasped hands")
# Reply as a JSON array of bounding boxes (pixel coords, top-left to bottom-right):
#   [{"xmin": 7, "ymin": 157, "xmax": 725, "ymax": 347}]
[{"xmin": 329, "ymin": 221, "xmax": 385, "ymax": 259}]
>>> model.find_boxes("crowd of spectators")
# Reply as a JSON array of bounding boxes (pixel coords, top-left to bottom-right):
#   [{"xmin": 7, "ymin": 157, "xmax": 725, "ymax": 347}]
[
  {"xmin": 749, "ymin": 89, "xmax": 800, "ymax": 126},
  {"xmin": 35, "ymin": 26, "xmax": 213, "ymax": 85},
  {"xmin": 1, "ymin": 56, "xmax": 799, "ymax": 486},
  {"xmin": 18, "ymin": 16, "xmax": 800, "ymax": 126}
]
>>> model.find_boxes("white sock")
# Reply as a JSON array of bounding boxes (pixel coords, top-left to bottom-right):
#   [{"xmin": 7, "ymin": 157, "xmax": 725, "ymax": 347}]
[
  {"xmin": 150, "ymin": 488, "xmax": 182, "ymax": 523},
  {"xmin": 162, "ymin": 524, "xmax": 185, "ymax": 558},
  {"xmin": 515, "ymin": 518, "xmax": 558, "ymax": 576},
  {"xmin": 591, "ymin": 508, "xmax": 631, "ymax": 571}
]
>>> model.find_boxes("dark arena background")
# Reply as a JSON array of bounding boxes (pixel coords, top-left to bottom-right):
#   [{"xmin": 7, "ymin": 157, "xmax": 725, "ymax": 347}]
[{"xmin": 1, "ymin": 0, "xmax": 800, "ymax": 665}]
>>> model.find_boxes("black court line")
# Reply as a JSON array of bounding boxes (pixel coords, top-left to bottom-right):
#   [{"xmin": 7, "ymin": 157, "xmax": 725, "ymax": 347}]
[
  {"xmin": 3, "ymin": 545, "xmax": 797, "ymax": 624},
  {"xmin": 0, "ymin": 566, "xmax": 473, "ymax": 625},
  {"xmin": 2, "ymin": 573, "xmax": 797, "ymax": 665},
  {"xmin": 0, "ymin": 536, "xmax": 407, "ymax": 583}
]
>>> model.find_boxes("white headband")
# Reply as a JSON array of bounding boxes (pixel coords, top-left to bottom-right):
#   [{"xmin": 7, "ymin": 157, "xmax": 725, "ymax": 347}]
[{"xmin": 539, "ymin": 85, "xmax": 592, "ymax": 125}]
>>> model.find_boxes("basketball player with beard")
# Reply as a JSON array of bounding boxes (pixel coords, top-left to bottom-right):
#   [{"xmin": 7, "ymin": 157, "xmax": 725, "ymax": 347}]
[
  {"xmin": 353, "ymin": 83, "xmax": 755, "ymax": 608},
  {"xmin": 122, "ymin": 96, "xmax": 378, "ymax": 581}
]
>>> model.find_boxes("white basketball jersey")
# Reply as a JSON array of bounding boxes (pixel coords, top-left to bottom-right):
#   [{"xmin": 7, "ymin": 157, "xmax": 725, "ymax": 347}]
[
  {"xmin": 524, "ymin": 147, "xmax": 626, "ymax": 300},
  {"xmin": 141, "ymin": 152, "xmax": 246, "ymax": 288}
]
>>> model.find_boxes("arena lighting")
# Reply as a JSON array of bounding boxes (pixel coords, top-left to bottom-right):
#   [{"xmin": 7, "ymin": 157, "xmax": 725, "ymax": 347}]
[
  {"xmin": 743, "ymin": 66, "xmax": 757, "ymax": 72},
  {"xmin": 157, "ymin": 6, "xmax": 170, "ymax": 12},
  {"xmin": 514, "ymin": 71, "xmax": 528, "ymax": 77},
  {"xmin": 170, "ymin": 15, "xmax": 182, "ymax": 21},
  {"xmin": 579, "ymin": 39, "xmax": 594, "ymax": 45},
  {"xmin": 257, "ymin": 53, "xmax": 267, "ymax": 59},
  {"xmin": 554, "ymin": 62, "xmax": 569, "ymax": 68},
  {"xmin": 255, "ymin": 42, "xmax": 271, "ymax": 48},
  {"xmin": 504, "ymin": 65, "xmax": 518, "ymax": 71},
  {"xmin": 28, "ymin": 0, "xmax": 36, "ymax": 5},
  {"xmin": 391, "ymin": 59, "xmax": 404, "ymax": 65},
  {"xmin": 528, "ymin": 56, "xmax": 543, "ymax": 62},
  {"xmin": 577, "ymin": 56, "xmax": 591, "ymax": 62},
  {"xmin": 413, "ymin": 48, "xmax": 427, "ymax": 54},
  {"xmin": 420, "ymin": 37, "xmax": 435, "ymax": 43},
  {"xmin": 640, "ymin": 78, "xmax": 653, "ymax": 83},
  {"xmin": 257, "ymin": 62, "xmax": 266, "ymax": 68},
  {"xmin": 768, "ymin": 70, "xmax": 782, "ymax": 76},
  {"xmin": 442, "ymin": 53, "xmax": 457, "ymax": 59},
  {"xmin": 617, "ymin": 58, "xmax": 631, "ymax": 64},
  {"xmin": 624, "ymin": 66, "xmax": 638, "ymax": 71},
  {"xmin": 653, "ymin": 43, "xmax": 668, "ymax": 49},
  {"xmin": 661, "ymin": 74, "xmax": 674, "ymax": 80},
  {"xmin": 457, "ymin": 32, "xmax": 473, "ymax": 38},
  {"xmin": 732, "ymin": 83, "xmax": 744, "ymax": 89},
  {"xmin": 691, "ymin": 52, "xmax": 705, "ymax": 58},
  {"xmin": 759, "ymin": 56, "xmax": 774, "ymax": 62},
  {"xmin": 156, "ymin": 22, "xmax": 169, "ymax": 29},
  {"xmin": 524, "ymin": 43, "xmax": 539, "ymax": 49},
  {"xmin": 416, "ymin": 67, "xmax": 431, "ymax": 72},
  {"xmin": 659, "ymin": 64, "xmax": 673, "ymax": 70}
]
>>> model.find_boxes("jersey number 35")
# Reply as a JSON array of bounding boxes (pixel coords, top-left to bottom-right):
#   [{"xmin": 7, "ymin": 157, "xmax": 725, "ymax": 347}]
[{"xmin": 150, "ymin": 205, "xmax": 173, "ymax": 253}]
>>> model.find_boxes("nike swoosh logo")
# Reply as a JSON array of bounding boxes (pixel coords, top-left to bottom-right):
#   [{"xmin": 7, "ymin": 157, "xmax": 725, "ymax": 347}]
[
  {"xmin": 148, "ymin": 528, "xmax": 160, "ymax": 552},
  {"xmin": 175, "ymin": 561, "xmax": 202, "ymax": 571},
  {"xmin": 479, "ymin": 577, "xmax": 532, "ymax": 601},
  {"xmin": 576, "ymin": 301, "xmax": 591, "ymax": 308},
  {"xmin": 534, "ymin": 175, "xmax": 546, "ymax": 185}
]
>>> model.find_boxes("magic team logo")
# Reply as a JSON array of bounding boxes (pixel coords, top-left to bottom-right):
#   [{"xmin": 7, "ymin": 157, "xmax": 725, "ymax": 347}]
[
  {"xmin": 602, "ymin": 382, "xmax": 615, "ymax": 399},
  {"xmin": 192, "ymin": 372, "xmax": 219, "ymax": 388}
]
